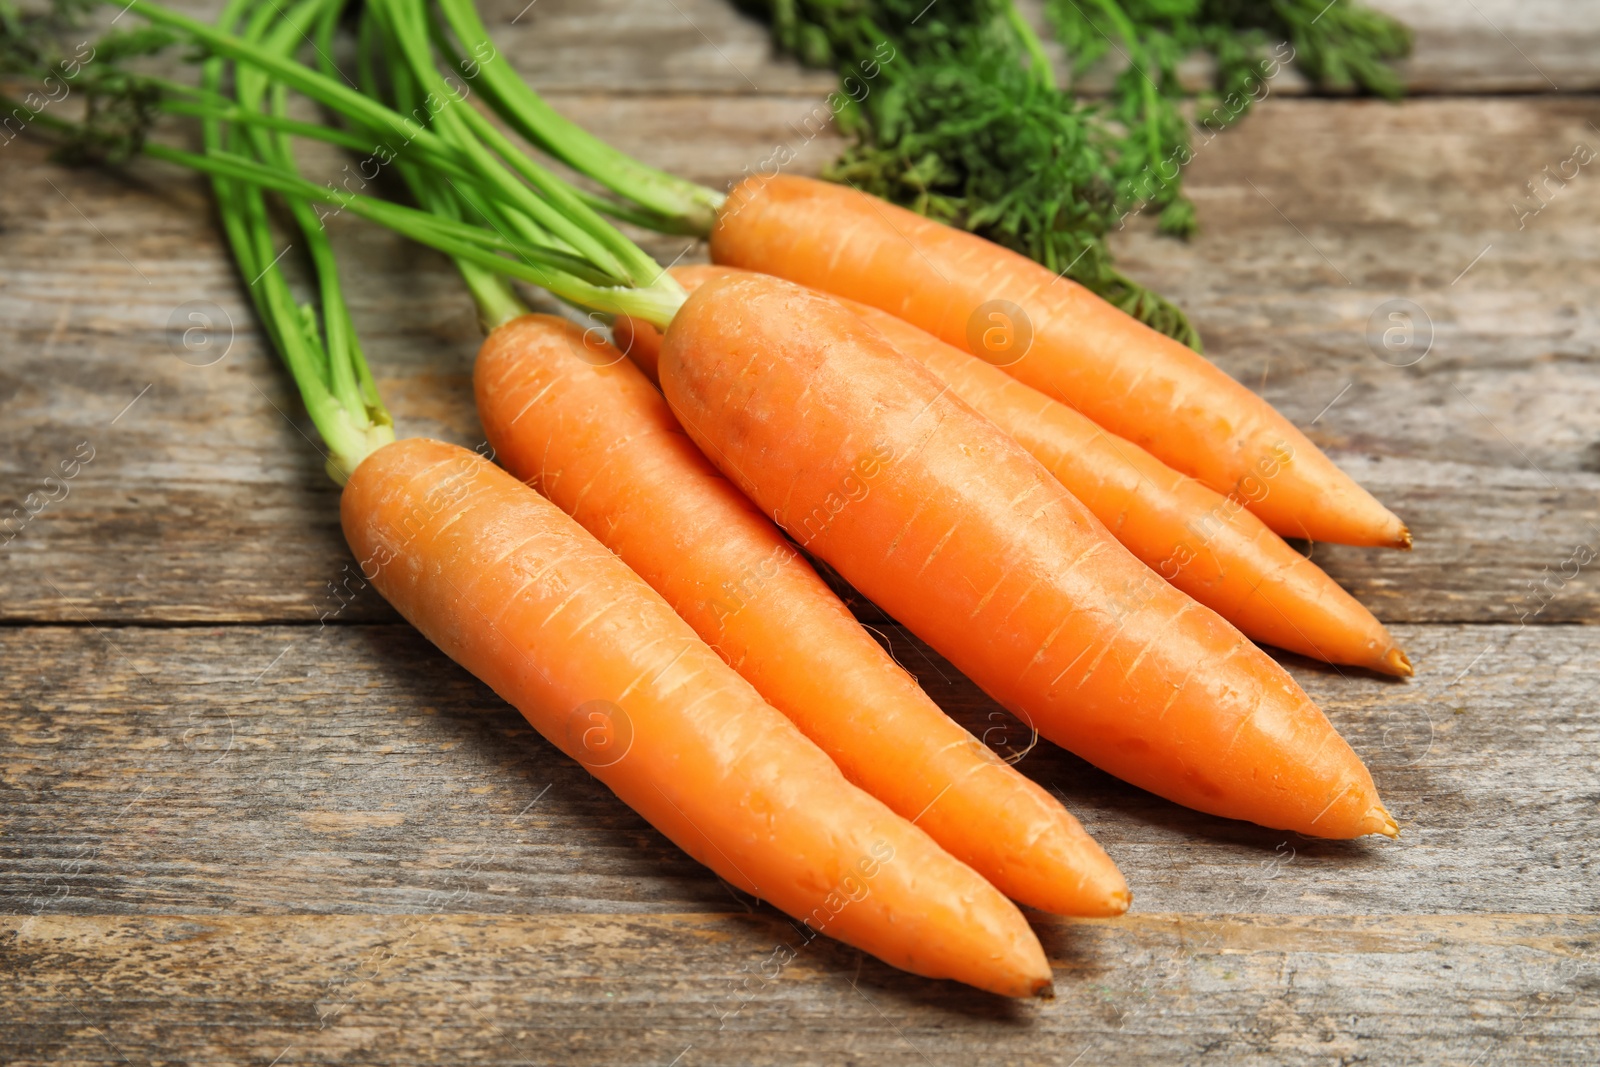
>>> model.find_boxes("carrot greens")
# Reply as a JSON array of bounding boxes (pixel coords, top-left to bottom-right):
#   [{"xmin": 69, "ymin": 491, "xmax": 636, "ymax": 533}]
[
  {"xmin": 2, "ymin": 0, "xmax": 698, "ymax": 478},
  {"xmin": 733, "ymin": 0, "xmax": 1411, "ymax": 348}
]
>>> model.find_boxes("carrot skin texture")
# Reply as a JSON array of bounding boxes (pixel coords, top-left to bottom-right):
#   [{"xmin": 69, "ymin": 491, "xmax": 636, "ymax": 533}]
[
  {"xmin": 659, "ymin": 275, "xmax": 1396, "ymax": 840},
  {"xmin": 612, "ymin": 312, "xmax": 661, "ymax": 383},
  {"xmin": 624, "ymin": 266, "xmax": 1410, "ymax": 676},
  {"xmin": 474, "ymin": 316, "xmax": 1129, "ymax": 916},
  {"xmin": 341, "ymin": 439, "xmax": 1054, "ymax": 997},
  {"xmin": 847, "ymin": 303, "xmax": 1414, "ymax": 679},
  {"xmin": 709, "ymin": 175, "xmax": 1410, "ymax": 550}
]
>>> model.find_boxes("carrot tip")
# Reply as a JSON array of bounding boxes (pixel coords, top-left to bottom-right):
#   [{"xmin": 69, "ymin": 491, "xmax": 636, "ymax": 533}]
[
  {"xmin": 1106, "ymin": 886, "xmax": 1133, "ymax": 916},
  {"xmin": 1396, "ymin": 524, "xmax": 1414, "ymax": 550},
  {"xmin": 1033, "ymin": 979, "xmax": 1057, "ymax": 1000},
  {"xmin": 1366, "ymin": 805, "xmax": 1400, "ymax": 839},
  {"xmin": 1380, "ymin": 646, "xmax": 1415, "ymax": 678}
]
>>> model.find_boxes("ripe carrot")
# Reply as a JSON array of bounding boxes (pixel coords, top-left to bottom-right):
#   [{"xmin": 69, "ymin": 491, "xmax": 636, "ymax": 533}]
[
  {"xmin": 708, "ymin": 175, "xmax": 1410, "ymax": 550},
  {"xmin": 121, "ymin": 4, "xmax": 1053, "ymax": 996},
  {"xmin": 611, "ymin": 310, "xmax": 663, "ymax": 383},
  {"xmin": 619, "ymin": 266, "xmax": 1411, "ymax": 676},
  {"xmin": 659, "ymin": 272, "xmax": 1397, "ymax": 839},
  {"xmin": 847, "ymin": 301, "xmax": 1414, "ymax": 678},
  {"xmin": 474, "ymin": 314, "xmax": 1129, "ymax": 916},
  {"xmin": 341, "ymin": 437, "xmax": 1053, "ymax": 996}
]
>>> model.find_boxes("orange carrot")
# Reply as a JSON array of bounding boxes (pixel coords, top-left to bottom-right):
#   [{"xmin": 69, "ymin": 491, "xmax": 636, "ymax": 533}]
[
  {"xmin": 848, "ymin": 302, "xmax": 1414, "ymax": 678},
  {"xmin": 709, "ymin": 175, "xmax": 1410, "ymax": 550},
  {"xmin": 659, "ymin": 273, "xmax": 1397, "ymax": 840},
  {"xmin": 621, "ymin": 266, "xmax": 1410, "ymax": 676},
  {"xmin": 611, "ymin": 310, "xmax": 662, "ymax": 382},
  {"xmin": 341, "ymin": 437, "xmax": 1053, "ymax": 996},
  {"xmin": 474, "ymin": 314, "xmax": 1128, "ymax": 916}
]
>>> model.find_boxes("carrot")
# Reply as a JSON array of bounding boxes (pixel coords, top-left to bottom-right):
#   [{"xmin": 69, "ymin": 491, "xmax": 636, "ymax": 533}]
[
  {"xmin": 659, "ymin": 272, "xmax": 1397, "ymax": 840},
  {"xmin": 611, "ymin": 311, "xmax": 663, "ymax": 383},
  {"xmin": 474, "ymin": 314, "xmax": 1129, "ymax": 916},
  {"xmin": 96, "ymin": 2, "xmax": 1053, "ymax": 998},
  {"xmin": 620, "ymin": 266, "xmax": 1410, "ymax": 676},
  {"xmin": 709, "ymin": 175, "xmax": 1411, "ymax": 550},
  {"xmin": 342, "ymin": 437, "xmax": 1053, "ymax": 996},
  {"xmin": 847, "ymin": 301, "xmax": 1414, "ymax": 678}
]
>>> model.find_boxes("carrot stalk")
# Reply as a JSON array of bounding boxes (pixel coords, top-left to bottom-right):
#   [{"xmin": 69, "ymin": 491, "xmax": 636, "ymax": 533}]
[
  {"xmin": 431, "ymin": 0, "xmax": 724, "ymax": 233},
  {"xmin": 658, "ymin": 272, "xmax": 1397, "ymax": 840},
  {"xmin": 617, "ymin": 264, "xmax": 1412, "ymax": 676},
  {"xmin": 343, "ymin": 439, "xmax": 1054, "ymax": 996},
  {"xmin": 708, "ymin": 175, "xmax": 1412, "ymax": 550},
  {"xmin": 474, "ymin": 314, "xmax": 1130, "ymax": 916},
  {"xmin": 189, "ymin": 0, "xmax": 392, "ymax": 483}
]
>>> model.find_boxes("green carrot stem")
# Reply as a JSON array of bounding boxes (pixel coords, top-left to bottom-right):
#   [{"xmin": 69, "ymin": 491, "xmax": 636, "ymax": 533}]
[
  {"xmin": 134, "ymin": 0, "xmax": 655, "ymax": 292},
  {"xmin": 361, "ymin": 2, "xmax": 527, "ymax": 331},
  {"xmin": 404, "ymin": 0, "xmax": 671, "ymax": 286},
  {"xmin": 221, "ymin": 0, "xmax": 379, "ymax": 474},
  {"xmin": 317, "ymin": 0, "xmax": 385, "ymax": 415},
  {"xmin": 143, "ymin": 141, "xmax": 607, "ymax": 279},
  {"xmin": 432, "ymin": 0, "xmax": 724, "ymax": 234},
  {"xmin": 408, "ymin": 160, "xmax": 528, "ymax": 330},
  {"xmin": 366, "ymin": 0, "xmax": 591, "ymax": 293},
  {"xmin": 1005, "ymin": 2, "xmax": 1057, "ymax": 91},
  {"xmin": 27, "ymin": 0, "xmax": 686, "ymax": 338},
  {"xmin": 372, "ymin": 0, "xmax": 637, "ymax": 282},
  {"xmin": 248, "ymin": 0, "xmax": 369, "ymax": 421},
  {"xmin": 141, "ymin": 141, "xmax": 681, "ymax": 326},
  {"xmin": 368, "ymin": 0, "xmax": 570, "ymax": 260},
  {"xmin": 156, "ymin": 95, "xmax": 474, "ymax": 186},
  {"xmin": 415, "ymin": 10, "xmax": 702, "ymax": 235},
  {"xmin": 127, "ymin": 0, "xmax": 470, "ymax": 176}
]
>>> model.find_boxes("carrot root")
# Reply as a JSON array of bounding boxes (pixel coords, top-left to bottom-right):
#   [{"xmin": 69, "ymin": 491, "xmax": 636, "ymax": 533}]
[
  {"xmin": 342, "ymin": 438, "xmax": 1053, "ymax": 996},
  {"xmin": 475, "ymin": 314, "xmax": 1129, "ymax": 917},
  {"xmin": 1383, "ymin": 647, "xmax": 1414, "ymax": 677},
  {"xmin": 709, "ymin": 175, "xmax": 1410, "ymax": 550},
  {"xmin": 630, "ymin": 264, "xmax": 1413, "ymax": 679},
  {"xmin": 660, "ymin": 273, "xmax": 1393, "ymax": 840}
]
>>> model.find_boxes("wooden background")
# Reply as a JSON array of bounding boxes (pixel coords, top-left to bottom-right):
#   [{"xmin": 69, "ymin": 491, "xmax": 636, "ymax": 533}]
[{"xmin": 3, "ymin": 1, "xmax": 1598, "ymax": 1063}]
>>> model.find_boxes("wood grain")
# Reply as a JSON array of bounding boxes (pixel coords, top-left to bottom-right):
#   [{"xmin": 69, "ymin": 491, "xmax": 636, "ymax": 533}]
[
  {"xmin": 4, "ymin": 912, "xmax": 1597, "ymax": 1066},
  {"xmin": 402, "ymin": 0, "xmax": 1600, "ymax": 95},
  {"xmin": 2, "ymin": 2, "xmax": 1596, "ymax": 1062},
  {"xmin": 3, "ymin": 623, "xmax": 1595, "ymax": 919}
]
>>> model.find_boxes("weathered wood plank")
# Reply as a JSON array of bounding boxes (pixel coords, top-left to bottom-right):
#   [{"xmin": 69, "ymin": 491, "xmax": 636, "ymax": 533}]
[
  {"xmin": 0, "ymin": 94, "xmax": 842, "ymax": 624},
  {"xmin": 1071, "ymin": 0, "xmax": 1600, "ymax": 96},
  {"xmin": 3, "ymin": 912, "xmax": 1596, "ymax": 1066},
  {"xmin": 1, "ymin": 5, "xmax": 1592, "ymax": 1062},
  {"xmin": 4, "ymin": 97, "xmax": 1597, "ymax": 624},
  {"xmin": 2, "ymin": 623, "xmax": 1595, "ymax": 919},
  {"xmin": 1369, "ymin": 0, "xmax": 1600, "ymax": 93},
  {"xmin": 1117, "ymin": 94, "xmax": 1600, "ymax": 626},
  {"xmin": 418, "ymin": 0, "xmax": 1600, "ymax": 96}
]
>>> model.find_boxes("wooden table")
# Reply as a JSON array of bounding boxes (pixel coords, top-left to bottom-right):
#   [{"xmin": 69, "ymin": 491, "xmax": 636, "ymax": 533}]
[{"xmin": 3, "ymin": 1, "xmax": 1598, "ymax": 1063}]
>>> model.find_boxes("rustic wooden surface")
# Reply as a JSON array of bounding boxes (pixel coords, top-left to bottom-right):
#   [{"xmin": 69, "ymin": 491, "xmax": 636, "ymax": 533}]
[{"xmin": 2, "ymin": 1, "xmax": 1598, "ymax": 1064}]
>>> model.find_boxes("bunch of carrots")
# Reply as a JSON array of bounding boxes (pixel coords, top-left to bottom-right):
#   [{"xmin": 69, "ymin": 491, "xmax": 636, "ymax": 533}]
[{"xmin": 5, "ymin": 0, "xmax": 1415, "ymax": 997}]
